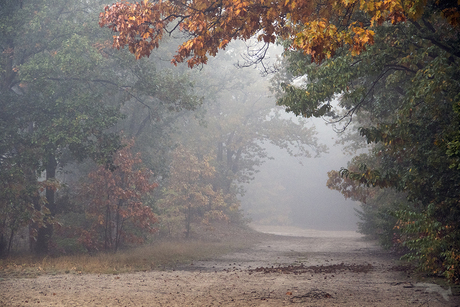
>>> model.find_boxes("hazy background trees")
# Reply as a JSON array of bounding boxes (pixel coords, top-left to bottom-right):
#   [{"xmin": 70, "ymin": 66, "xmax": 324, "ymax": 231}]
[{"xmin": 1, "ymin": 0, "xmax": 333, "ymax": 258}]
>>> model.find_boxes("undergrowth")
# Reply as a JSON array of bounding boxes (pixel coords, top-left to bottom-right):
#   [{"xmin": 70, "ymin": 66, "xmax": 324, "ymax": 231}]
[{"xmin": 0, "ymin": 224, "xmax": 264, "ymax": 278}]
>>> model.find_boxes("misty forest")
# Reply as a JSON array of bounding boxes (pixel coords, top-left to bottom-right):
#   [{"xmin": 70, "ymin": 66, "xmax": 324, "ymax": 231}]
[{"xmin": 1, "ymin": 0, "xmax": 460, "ymax": 305}]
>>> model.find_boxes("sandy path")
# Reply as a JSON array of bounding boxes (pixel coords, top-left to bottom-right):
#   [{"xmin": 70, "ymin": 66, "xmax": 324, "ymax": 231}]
[{"xmin": 1, "ymin": 226, "xmax": 458, "ymax": 306}]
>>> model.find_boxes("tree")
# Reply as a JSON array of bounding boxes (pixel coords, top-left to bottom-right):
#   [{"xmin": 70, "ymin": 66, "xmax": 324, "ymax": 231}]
[
  {"xmin": 345, "ymin": 101, "xmax": 460, "ymax": 282},
  {"xmin": 80, "ymin": 139, "xmax": 158, "ymax": 252},
  {"xmin": 327, "ymin": 153, "xmax": 409, "ymax": 248},
  {"xmin": 98, "ymin": 0, "xmax": 452, "ymax": 66},
  {"xmin": 158, "ymin": 146, "xmax": 227, "ymax": 238},
  {"xmin": 118, "ymin": 66, "xmax": 202, "ymax": 179},
  {"xmin": 173, "ymin": 42, "xmax": 326, "ymax": 227}
]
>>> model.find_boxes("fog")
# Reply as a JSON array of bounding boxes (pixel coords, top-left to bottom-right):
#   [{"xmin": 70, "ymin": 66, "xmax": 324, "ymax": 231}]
[
  {"xmin": 199, "ymin": 42, "xmax": 362, "ymax": 231},
  {"xmin": 2, "ymin": 0, "xmax": 366, "ymax": 257},
  {"xmin": 196, "ymin": 42, "xmax": 362, "ymax": 232},
  {"xmin": 3, "ymin": 2, "xmax": 457, "ymax": 304},
  {"xmin": 240, "ymin": 117, "xmax": 361, "ymax": 231}
]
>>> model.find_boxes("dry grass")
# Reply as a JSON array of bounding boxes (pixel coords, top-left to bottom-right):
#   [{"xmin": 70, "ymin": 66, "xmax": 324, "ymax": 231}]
[{"xmin": 0, "ymin": 224, "xmax": 268, "ymax": 278}]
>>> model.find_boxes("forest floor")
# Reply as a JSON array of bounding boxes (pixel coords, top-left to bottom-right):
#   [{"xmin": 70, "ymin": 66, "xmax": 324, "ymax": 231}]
[{"xmin": 1, "ymin": 224, "xmax": 459, "ymax": 306}]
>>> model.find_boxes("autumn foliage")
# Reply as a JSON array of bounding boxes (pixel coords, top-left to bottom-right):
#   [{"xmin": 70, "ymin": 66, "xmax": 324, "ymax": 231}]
[
  {"xmin": 80, "ymin": 139, "xmax": 158, "ymax": 252},
  {"xmin": 158, "ymin": 146, "xmax": 229, "ymax": 238},
  {"xmin": 98, "ymin": 0, "xmax": 456, "ymax": 67}
]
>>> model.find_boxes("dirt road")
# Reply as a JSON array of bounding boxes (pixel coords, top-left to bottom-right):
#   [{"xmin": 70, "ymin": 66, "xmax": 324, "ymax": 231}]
[{"xmin": 1, "ymin": 226, "xmax": 458, "ymax": 306}]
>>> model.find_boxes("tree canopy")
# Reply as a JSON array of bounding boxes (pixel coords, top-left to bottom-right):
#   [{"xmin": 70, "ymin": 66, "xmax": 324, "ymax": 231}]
[{"xmin": 100, "ymin": 0, "xmax": 459, "ymax": 67}]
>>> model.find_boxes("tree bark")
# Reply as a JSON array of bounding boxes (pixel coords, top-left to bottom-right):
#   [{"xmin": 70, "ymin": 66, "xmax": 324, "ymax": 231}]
[
  {"xmin": 185, "ymin": 203, "xmax": 191, "ymax": 239},
  {"xmin": 34, "ymin": 153, "xmax": 57, "ymax": 255}
]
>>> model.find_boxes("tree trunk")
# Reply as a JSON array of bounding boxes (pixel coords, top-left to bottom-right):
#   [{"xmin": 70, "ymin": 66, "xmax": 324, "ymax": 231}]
[
  {"xmin": 217, "ymin": 142, "xmax": 223, "ymax": 162},
  {"xmin": 34, "ymin": 153, "xmax": 57, "ymax": 255},
  {"xmin": 115, "ymin": 202, "xmax": 121, "ymax": 252},
  {"xmin": 7, "ymin": 228, "xmax": 15, "ymax": 257},
  {"xmin": 1, "ymin": 39, "xmax": 15, "ymax": 92},
  {"xmin": 28, "ymin": 191, "xmax": 40, "ymax": 253},
  {"xmin": 105, "ymin": 203, "xmax": 110, "ymax": 250},
  {"xmin": 0, "ymin": 233, "xmax": 6, "ymax": 258},
  {"xmin": 226, "ymin": 148, "xmax": 233, "ymax": 169}
]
